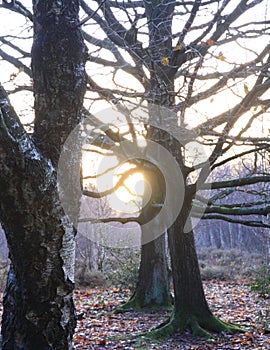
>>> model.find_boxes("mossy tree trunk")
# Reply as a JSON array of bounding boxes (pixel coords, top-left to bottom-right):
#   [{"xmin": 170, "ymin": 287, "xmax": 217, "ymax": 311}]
[
  {"xmin": 120, "ymin": 161, "xmax": 172, "ymax": 310},
  {"xmin": 123, "ymin": 233, "xmax": 171, "ymax": 310},
  {"xmin": 138, "ymin": 0, "xmax": 242, "ymax": 337},
  {"xmin": 0, "ymin": 1, "xmax": 87, "ymax": 349},
  {"xmin": 151, "ymin": 165, "xmax": 241, "ymax": 338},
  {"xmin": 121, "ymin": 0, "xmax": 177, "ymax": 311}
]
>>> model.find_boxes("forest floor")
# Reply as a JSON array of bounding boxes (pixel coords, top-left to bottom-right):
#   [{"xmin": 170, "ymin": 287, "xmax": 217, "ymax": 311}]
[
  {"xmin": 72, "ymin": 280, "xmax": 270, "ymax": 349},
  {"xmin": 0, "ymin": 280, "xmax": 269, "ymax": 349}
]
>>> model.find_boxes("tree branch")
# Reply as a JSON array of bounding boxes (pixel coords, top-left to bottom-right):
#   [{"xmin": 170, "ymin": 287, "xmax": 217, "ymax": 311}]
[
  {"xmin": 200, "ymin": 175, "xmax": 270, "ymax": 190},
  {"xmin": 78, "ymin": 216, "xmax": 139, "ymax": 224},
  {"xmin": 194, "ymin": 204, "xmax": 270, "ymax": 216},
  {"xmin": 198, "ymin": 214, "xmax": 270, "ymax": 228}
]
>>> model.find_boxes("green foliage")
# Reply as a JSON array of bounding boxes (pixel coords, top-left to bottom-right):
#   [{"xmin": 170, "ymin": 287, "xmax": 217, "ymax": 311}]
[
  {"xmin": 104, "ymin": 248, "xmax": 140, "ymax": 290},
  {"xmin": 251, "ymin": 264, "xmax": 270, "ymax": 297}
]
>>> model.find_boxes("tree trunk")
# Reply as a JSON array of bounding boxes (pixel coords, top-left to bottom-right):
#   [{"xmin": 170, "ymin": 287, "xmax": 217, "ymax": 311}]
[
  {"xmin": 151, "ymin": 176, "xmax": 241, "ymax": 338},
  {"xmin": 0, "ymin": 170, "xmax": 76, "ymax": 349},
  {"xmin": 122, "ymin": 233, "xmax": 171, "ymax": 310},
  {"xmin": 0, "ymin": 1, "xmax": 87, "ymax": 349},
  {"xmin": 122, "ymin": 0, "xmax": 178, "ymax": 310},
  {"xmin": 118, "ymin": 158, "xmax": 172, "ymax": 310},
  {"xmin": 119, "ymin": 0, "xmax": 176, "ymax": 308}
]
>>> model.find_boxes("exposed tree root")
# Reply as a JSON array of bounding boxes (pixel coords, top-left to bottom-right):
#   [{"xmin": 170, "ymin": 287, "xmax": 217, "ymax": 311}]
[
  {"xmin": 147, "ymin": 313, "xmax": 243, "ymax": 340},
  {"xmin": 113, "ymin": 294, "xmax": 172, "ymax": 314}
]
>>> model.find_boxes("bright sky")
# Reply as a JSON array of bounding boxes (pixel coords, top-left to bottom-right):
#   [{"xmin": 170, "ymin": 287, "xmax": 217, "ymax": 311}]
[{"xmin": 0, "ymin": 0, "xmax": 269, "ymax": 218}]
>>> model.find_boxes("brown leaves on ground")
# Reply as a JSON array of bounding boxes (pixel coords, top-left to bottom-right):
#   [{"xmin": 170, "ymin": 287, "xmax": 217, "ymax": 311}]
[
  {"xmin": 0, "ymin": 280, "xmax": 269, "ymax": 349},
  {"xmin": 73, "ymin": 280, "xmax": 270, "ymax": 349}
]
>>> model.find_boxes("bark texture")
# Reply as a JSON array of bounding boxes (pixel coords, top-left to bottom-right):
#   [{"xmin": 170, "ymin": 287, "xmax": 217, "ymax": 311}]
[
  {"xmin": 142, "ymin": 0, "xmax": 241, "ymax": 337},
  {"xmin": 0, "ymin": 1, "xmax": 87, "ymax": 349},
  {"xmin": 121, "ymin": 0, "xmax": 177, "ymax": 310},
  {"xmin": 125, "ymin": 233, "xmax": 171, "ymax": 310},
  {"xmin": 150, "ymin": 150, "xmax": 241, "ymax": 338},
  {"xmin": 118, "ymin": 161, "xmax": 172, "ymax": 310},
  {"xmin": 31, "ymin": 0, "xmax": 87, "ymax": 164}
]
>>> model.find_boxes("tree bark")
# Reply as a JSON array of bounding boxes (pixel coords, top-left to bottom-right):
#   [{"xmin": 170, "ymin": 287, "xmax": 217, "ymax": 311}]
[
  {"xmin": 120, "ymin": 0, "xmax": 177, "ymax": 311},
  {"xmin": 122, "ymin": 233, "xmax": 171, "ymax": 310},
  {"xmin": 118, "ymin": 160, "xmax": 172, "ymax": 310},
  {"xmin": 150, "ymin": 157, "xmax": 241, "ymax": 338},
  {"xmin": 0, "ymin": 1, "xmax": 87, "ymax": 349}
]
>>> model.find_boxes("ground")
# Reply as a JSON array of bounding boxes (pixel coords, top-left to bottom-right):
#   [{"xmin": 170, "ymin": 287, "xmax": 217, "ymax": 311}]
[{"xmin": 0, "ymin": 280, "xmax": 269, "ymax": 349}]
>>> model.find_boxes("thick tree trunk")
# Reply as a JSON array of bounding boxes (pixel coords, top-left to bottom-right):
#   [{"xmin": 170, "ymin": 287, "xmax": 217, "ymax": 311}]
[
  {"xmin": 125, "ymin": 0, "xmax": 177, "ymax": 309},
  {"xmin": 151, "ymin": 179, "xmax": 241, "ymax": 338},
  {"xmin": 118, "ymin": 159, "xmax": 172, "ymax": 310},
  {"xmin": 121, "ymin": 233, "xmax": 171, "ymax": 310},
  {"xmin": 0, "ymin": 1, "xmax": 87, "ymax": 349},
  {"xmin": 120, "ymin": 97, "xmax": 175, "ymax": 311},
  {"xmin": 31, "ymin": 0, "xmax": 87, "ymax": 164},
  {"xmin": 140, "ymin": 0, "xmax": 241, "ymax": 337},
  {"xmin": 0, "ymin": 173, "xmax": 76, "ymax": 349}
]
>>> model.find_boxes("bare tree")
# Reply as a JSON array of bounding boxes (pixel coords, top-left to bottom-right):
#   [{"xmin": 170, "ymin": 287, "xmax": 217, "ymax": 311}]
[{"xmin": 78, "ymin": 0, "xmax": 270, "ymax": 336}]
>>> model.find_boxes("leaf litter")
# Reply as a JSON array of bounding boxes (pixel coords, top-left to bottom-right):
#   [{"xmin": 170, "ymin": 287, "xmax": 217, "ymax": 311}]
[
  {"xmin": 73, "ymin": 280, "xmax": 270, "ymax": 349},
  {"xmin": 0, "ymin": 280, "xmax": 269, "ymax": 349}
]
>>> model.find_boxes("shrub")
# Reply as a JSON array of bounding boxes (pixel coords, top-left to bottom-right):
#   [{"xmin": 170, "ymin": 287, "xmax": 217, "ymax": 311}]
[
  {"xmin": 200, "ymin": 264, "xmax": 229, "ymax": 280},
  {"xmin": 75, "ymin": 263, "xmax": 107, "ymax": 288},
  {"xmin": 103, "ymin": 248, "xmax": 140, "ymax": 290},
  {"xmin": 250, "ymin": 264, "xmax": 270, "ymax": 297}
]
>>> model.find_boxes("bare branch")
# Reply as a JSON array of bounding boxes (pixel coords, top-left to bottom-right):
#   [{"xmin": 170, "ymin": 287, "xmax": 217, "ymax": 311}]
[
  {"xmin": 198, "ymin": 214, "xmax": 270, "ymax": 228},
  {"xmin": 200, "ymin": 175, "xmax": 270, "ymax": 191},
  {"xmin": 82, "ymin": 166, "xmax": 140, "ymax": 198},
  {"xmin": 0, "ymin": 0, "xmax": 33, "ymax": 21},
  {"xmin": 78, "ymin": 216, "xmax": 139, "ymax": 223},
  {"xmin": 0, "ymin": 48, "xmax": 32, "ymax": 77},
  {"xmin": 195, "ymin": 204, "xmax": 270, "ymax": 216}
]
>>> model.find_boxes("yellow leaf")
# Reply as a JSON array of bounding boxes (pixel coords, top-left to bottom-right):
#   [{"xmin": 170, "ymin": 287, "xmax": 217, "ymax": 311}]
[
  {"xmin": 244, "ymin": 83, "xmax": 249, "ymax": 95},
  {"xmin": 217, "ymin": 52, "xmax": 226, "ymax": 61},
  {"xmin": 161, "ymin": 57, "xmax": 169, "ymax": 66},
  {"xmin": 261, "ymin": 105, "xmax": 266, "ymax": 113},
  {"xmin": 173, "ymin": 44, "xmax": 183, "ymax": 51}
]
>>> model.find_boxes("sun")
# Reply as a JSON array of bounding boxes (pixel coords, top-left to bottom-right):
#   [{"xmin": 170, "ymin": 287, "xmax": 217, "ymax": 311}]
[
  {"xmin": 108, "ymin": 165, "xmax": 145, "ymax": 214},
  {"xmin": 81, "ymin": 148, "xmax": 145, "ymax": 215}
]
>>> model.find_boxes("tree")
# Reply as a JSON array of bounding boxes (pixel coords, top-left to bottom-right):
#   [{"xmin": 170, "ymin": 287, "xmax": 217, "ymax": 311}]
[
  {"xmin": 77, "ymin": 0, "xmax": 270, "ymax": 337},
  {"xmin": 1, "ymin": 0, "xmax": 270, "ymax": 340},
  {"xmin": 0, "ymin": 1, "xmax": 87, "ymax": 349}
]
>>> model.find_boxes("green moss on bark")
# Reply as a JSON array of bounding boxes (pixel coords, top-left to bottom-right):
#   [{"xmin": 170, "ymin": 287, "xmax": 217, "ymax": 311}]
[
  {"xmin": 114, "ymin": 291, "xmax": 172, "ymax": 313},
  {"xmin": 148, "ymin": 312, "xmax": 243, "ymax": 340}
]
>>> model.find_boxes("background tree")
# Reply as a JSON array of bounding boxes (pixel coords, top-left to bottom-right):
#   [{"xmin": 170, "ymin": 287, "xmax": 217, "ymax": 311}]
[{"xmin": 0, "ymin": 0, "xmax": 87, "ymax": 349}]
